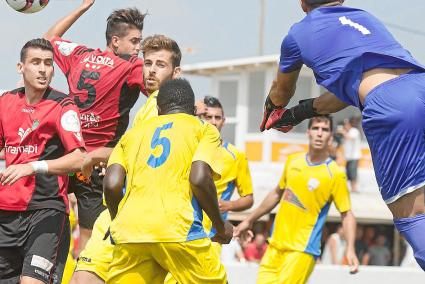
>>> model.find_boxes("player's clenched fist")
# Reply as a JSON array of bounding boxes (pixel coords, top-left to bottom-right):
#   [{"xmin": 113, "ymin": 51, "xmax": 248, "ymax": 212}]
[
  {"xmin": 264, "ymin": 98, "xmax": 320, "ymax": 133},
  {"xmin": 211, "ymin": 220, "xmax": 234, "ymax": 244},
  {"xmin": 260, "ymin": 92, "xmax": 282, "ymax": 132}
]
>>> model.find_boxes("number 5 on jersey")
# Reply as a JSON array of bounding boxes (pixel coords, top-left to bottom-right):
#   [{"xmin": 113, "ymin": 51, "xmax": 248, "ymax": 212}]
[{"xmin": 147, "ymin": 122, "xmax": 173, "ymax": 168}]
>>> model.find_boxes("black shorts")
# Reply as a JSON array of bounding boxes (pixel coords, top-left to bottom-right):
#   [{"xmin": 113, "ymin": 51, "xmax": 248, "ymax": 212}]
[
  {"xmin": 346, "ymin": 160, "xmax": 359, "ymax": 181},
  {"xmin": 69, "ymin": 168, "xmax": 106, "ymax": 229},
  {"xmin": 0, "ymin": 209, "xmax": 70, "ymax": 284}
]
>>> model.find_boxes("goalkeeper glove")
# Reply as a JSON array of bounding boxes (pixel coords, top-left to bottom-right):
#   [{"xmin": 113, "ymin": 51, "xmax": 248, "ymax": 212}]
[
  {"xmin": 260, "ymin": 96, "xmax": 282, "ymax": 132},
  {"xmin": 265, "ymin": 98, "xmax": 319, "ymax": 132}
]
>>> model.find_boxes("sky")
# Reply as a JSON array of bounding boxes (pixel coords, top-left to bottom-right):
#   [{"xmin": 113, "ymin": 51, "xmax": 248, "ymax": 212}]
[{"xmin": 1, "ymin": 0, "xmax": 425, "ymax": 97}]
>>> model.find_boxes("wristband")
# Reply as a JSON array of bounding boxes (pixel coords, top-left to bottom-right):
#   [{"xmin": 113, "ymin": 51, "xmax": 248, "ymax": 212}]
[
  {"xmin": 30, "ymin": 161, "xmax": 49, "ymax": 174},
  {"xmin": 291, "ymin": 98, "xmax": 320, "ymax": 124}
]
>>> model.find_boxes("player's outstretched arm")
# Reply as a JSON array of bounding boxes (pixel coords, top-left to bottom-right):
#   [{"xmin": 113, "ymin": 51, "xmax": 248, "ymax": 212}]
[
  {"xmin": 190, "ymin": 160, "xmax": 233, "ymax": 244},
  {"xmin": 43, "ymin": 0, "xmax": 95, "ymax": 41},
  {"xmin": 234, "ymin": 186, "xmax": 282, "ymax": 238},
  {"xmin": 260, "ymin": 70, "xmax": 300, "ymax": 132},
  {"xmin": 341, "ymin": 210, "xmax": 360, "ymax": 274},
  {"xmin": 313, "ymin": 91, "xmax": 348, "ymax": 114},
  {"xmin": 268, "ymin": 69, "xmax": 301, "ymax": 107},
  {"xmin": 0, "ymin": 148, "xmax": 85, "ymax": 186},
  {"xmin": 265, "ymin": 92, "xmax": 348, "ymax": 132},
  {"xmin": 104, "ymin": 164, "xmax": 126, "ymax": 220},
  {"xmin": 81, "ymin": 146, "xmax": 113, "ymax": 178}
]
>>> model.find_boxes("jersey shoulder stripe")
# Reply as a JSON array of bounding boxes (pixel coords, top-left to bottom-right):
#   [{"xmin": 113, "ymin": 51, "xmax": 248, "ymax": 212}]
[
  {"xmin": 7, "ymin": 87, "xmax": 25, "ymax": 95},
  {"xmin": 118, "ymin": 54, "xmax": 140, "ymax": 64},
  {"xmin": 43, "ymin": 88, "xmax": 69, "ymax": 104},
  {"xmin": 74, "ymin": 46, "xmax": 94, "ymax": 56}
]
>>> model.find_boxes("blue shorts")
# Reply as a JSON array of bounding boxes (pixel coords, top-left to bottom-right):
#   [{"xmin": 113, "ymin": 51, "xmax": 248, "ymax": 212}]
[{"xmin": 362, "ymin": 70, "xmax": 425, "ymax": 204}]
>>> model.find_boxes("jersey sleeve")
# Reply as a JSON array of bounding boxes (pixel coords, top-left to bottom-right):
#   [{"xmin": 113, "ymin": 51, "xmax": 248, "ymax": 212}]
[
  {"xmin": 107, "ymin": 132, "xmax": 128, "ymax": 172},
  {"xmin": 50, "ymin": 36, "xmax": 88, "ymax": 75},
  {"xmin": 235, "ymin": 152, "xmax": 254, "ymax": 197},
  {"xmin": 192, "ymin": 123, "xmax": 223, "ymax": 178},
  {"xmin": 127, "ymin": 58, "xmax": 147, "ymax": 97},
  {"xmin": 279, "ymin": 33, "xmax": 303, "ymax": 73},
  {"xmin": 331, "ymin": 171, "xmax": 351, "ymax": 213},
  {"xmin": 56, "ymin": 99, "xmax": 85, "ymax": 153},
  {"xmin": 278, "ymin": 156, "xmax": 293, "ymax": 190}
]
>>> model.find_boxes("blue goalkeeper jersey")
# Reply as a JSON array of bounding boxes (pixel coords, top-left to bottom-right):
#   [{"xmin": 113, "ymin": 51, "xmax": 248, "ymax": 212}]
[{"xmin": 279, "ymin": 6, "xmax": 425, "ymax": 107}]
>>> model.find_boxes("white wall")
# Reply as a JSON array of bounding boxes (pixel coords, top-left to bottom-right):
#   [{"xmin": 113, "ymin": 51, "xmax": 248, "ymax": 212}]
[{"xmin": 225, "ymin": 263, "xmax": 424, "ymax": 284}]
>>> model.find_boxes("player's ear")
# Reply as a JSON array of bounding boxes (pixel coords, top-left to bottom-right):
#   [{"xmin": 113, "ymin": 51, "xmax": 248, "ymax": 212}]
[
  {"xmin": 17, "ymin": 62, "xmax": 23, "ymax": 74},
  {"xmin": 111, "ymin": 36, "xmax": 120, "ymax": 52},
  {"xmin": 300, "ymin": 0, "xmax": 309, "ymax": 13},
  {"xmin": 172, "ymin": 66, "xmax": 181, "ymax": 78}
]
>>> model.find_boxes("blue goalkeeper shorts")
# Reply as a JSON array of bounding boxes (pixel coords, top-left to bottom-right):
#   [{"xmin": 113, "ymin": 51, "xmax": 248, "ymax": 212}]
[{"xmin": 362, "ymin": 70, "xmax": 425, "ymax": 204}]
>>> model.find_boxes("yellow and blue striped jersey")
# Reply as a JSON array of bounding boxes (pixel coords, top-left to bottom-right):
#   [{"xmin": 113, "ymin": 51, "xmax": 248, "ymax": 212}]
[
  {"xmin": 270, "ymin": 152, "xmax": 351, "ymax": 257},
  {"xmin": 109, "ymin": 113, "xmax": 223, "ymax": 243},
  {"xmin": 203, "ymin": 141, "xmax": 253, "ymax": 237}
]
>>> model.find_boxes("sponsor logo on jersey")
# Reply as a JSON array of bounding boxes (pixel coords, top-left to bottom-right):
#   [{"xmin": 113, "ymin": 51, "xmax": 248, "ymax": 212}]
[
  {"xmin": 79, "ymin": 256, "xmax": 92, "ymax": 263},
  {"xmin": 18, "ymin": 127, "xmax": 31, "ymax": 142},
  {"xmin": 81, "ymin": 54, "xmax": 115, "ymax": 69},
  {"xmin": 22, "ymin": 107, "xmax": 35, "ymax": 113},
  {"xmin": 55, "ymin": 41, "xmax": 79, "ymax": 56},
  {"xmin": 283, "ymin": 188, "xmax": 307, "ymax": 210},
  {"xmin": 31, "ymin": 120, "xmax": 40, "ymax": 131},
  {"xmin": 5, "ymin": 144, "xmax": 38, "ymax": 155},
  {"xmin": 307, "ymin": 178, "xmax": 320, "ymax": 191},
  {"xmin": 31, "ymin": 255, "xmax": 53, "ymax": 272},
  {"xmin": 80, "ymin": 113, "xmax": 101, "ymax": 129},
  {"xmin": 61, "ymin": 110, "xmax": 81, "ymax": 132}
]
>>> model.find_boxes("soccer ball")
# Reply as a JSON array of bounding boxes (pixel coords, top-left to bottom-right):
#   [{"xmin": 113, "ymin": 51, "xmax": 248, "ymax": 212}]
[{"xmin": 6, "ymin": 0, "xmax": 49, "ymax": 14}]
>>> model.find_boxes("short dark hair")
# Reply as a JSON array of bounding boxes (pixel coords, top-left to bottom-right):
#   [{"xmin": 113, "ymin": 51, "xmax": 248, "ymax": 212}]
[
  {"xmin": 106, "ymin": 8, "xmax": 146, "ymax": 45},
  {"xmin": 157, "ymin": 78, "xmax": 195, "ymax": 114},
  {"xmin": 308, "ymin": 115, "xmax": 333, "ymax": 131},
  {"xmin": 203, "ymin": 96, "xmax": 224, "ymax": 116},
  {"xmin": 142, "ymin": 35, "xmax": 182, "ymax": 68},
  {"xmin": 20, "ymin": 38, "xmax": 53, "ymax": 62},
  {"xmin": 203, "ymin": 96, "xmax": 222, "ymax": 109}
]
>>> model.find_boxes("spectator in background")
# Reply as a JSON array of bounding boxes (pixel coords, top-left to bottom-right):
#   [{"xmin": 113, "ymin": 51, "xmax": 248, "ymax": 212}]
[
  {"xmin": 321, "ymin": 225, "xmax": 346, "ymax": 264},
  {"xmin": 221, "ymin": 238, "xmax": 246, "ymax": 264},
  {"xmin": 244, "ymin": 233, "xmax": 268, "ymax": 263},
  {"xmin": 355, "ymin": 225, "xmax": 370, "ymax": 265},
  {"xmin": 338, "ymin": 117, "xmax": 362, "ymax": 193},
  {"xmin": 363, "ymin": 226, "xmax": 376, "ymax": 248},
  {"xmin": 368, "ymin": 234, "xmax": 391, "ymax": 266},
  {"xmin": 330, "ymin": 121, "xmax": 344, "ymax": 161}
]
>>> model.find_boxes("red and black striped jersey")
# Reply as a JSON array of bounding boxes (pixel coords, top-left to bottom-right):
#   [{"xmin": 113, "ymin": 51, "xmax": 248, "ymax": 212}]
[
  {"xmin": 0, "ymin": 87, "xmax": 85, "ymax": 213},
  {"xmin": 50, "ymin": 37, "xmax": 146, "ymax": 151}
]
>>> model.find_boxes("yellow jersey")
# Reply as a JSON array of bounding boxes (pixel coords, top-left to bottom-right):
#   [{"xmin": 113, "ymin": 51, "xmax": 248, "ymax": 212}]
[
  {"xmin": 102, "ymin": 90, "xmax": 159, "ymax": 207},
  {"xmin": 109, "ymin": 113, "xmax": 223, "ymax": 243},
  {"xmin": 132, "ymin": 90, "xmax": 158, "ymax": 128},
  {"xmin": 270, "ymin": 152, "xmax": 351, "ymax": 257},
  {"xmin": 203, "ymin": 141, "xmax": 253, "ymax": 237}
]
